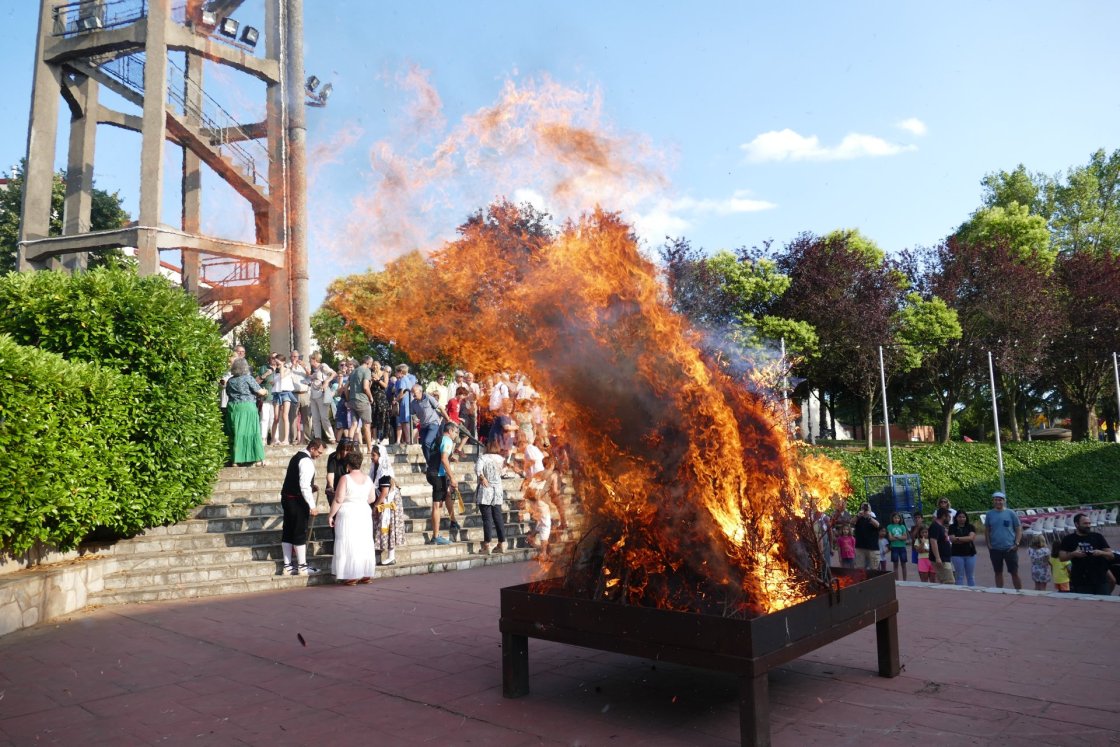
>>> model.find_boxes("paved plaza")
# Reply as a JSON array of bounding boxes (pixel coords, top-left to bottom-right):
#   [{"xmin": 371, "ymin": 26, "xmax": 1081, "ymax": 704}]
[{"xmin": 2, "ymin": 558, "xmax": 1118, "ymax": 746}]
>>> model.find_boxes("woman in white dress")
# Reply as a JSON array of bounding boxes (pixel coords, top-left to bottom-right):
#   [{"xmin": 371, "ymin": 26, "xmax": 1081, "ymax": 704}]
[{"xmin": 327, "ymin": 450, "xmax": 377, "ymax": 585}]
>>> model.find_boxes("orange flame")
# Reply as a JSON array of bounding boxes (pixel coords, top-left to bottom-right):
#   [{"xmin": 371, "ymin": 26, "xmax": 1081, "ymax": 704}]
[{"xmin": 332, "ymin": 206, "xmax": 849, "ymax": 616}]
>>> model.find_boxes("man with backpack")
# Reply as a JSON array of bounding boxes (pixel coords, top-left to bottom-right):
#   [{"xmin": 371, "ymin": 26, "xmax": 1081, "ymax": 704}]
[{"xmin": 427, "ymin": 421, "xmax": 460, "ymax": 545}]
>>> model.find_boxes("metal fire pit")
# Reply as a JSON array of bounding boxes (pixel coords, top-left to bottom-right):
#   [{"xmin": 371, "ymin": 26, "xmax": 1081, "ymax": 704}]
[{"xmin": 500, "ymin": 568, "xmax": 899, "ymax": 746}]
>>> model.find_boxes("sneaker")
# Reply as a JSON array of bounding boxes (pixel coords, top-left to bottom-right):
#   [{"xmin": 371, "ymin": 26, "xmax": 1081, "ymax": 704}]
[
  {"xmin": 434, "ymin": 536, "xmax": 451, "ymax": 545},
  {"xmin": 449, "ymin": 520, "xmax": 461, "ymax": 532},
  {"xmin": 297, "ymin": 564, "xmax": 321, "ymax": 576},
  {"xmin": 281, "ymin": 563, "xmax": 294, "ymax": 576},
  {"xmin": 289, "ymin": 564, "xmax": 300, "ymax": 576}
]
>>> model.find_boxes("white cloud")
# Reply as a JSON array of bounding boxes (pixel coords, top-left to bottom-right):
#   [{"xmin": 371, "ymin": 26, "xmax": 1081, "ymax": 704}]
[
  {"xmin": 740, "ymin": 128, "xmax": 917, "ymax": 162},
  {"xmin": 896, "ymin": 117, "xmax": 928, "ymax": 136},
  {"xmin": 513, "ymin": 187, "xmax": 549, "ymax": 213},
  {"xmin": 633, "ymin": 206, "xmax": 691, "ymax": 240},
  {"xmin": 632, "ymin": 189, "xmax": 776, "ymax": 241},
  {"xmin": 670, "ymin": 191, "xmax": 776, "ymax": 215}
]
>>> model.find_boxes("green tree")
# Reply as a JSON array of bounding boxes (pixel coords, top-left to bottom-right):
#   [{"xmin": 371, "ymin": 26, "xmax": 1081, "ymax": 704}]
[
  {"xmin": 956, "ymin": 203, "xmax": 1054, "ymax": 269},
  {"xmin": 0, "ymin": 161, "xmax": 132, "ymax": 273},
  {"xmin": 232, "ymin": 316, "xmax": 271, "ymax": 370},
  {"xmin": 895, "ymin": 293, "xmax": 962, "ymax": 371},
  {"xmin": 773, "ymin": 230, "xmax": 959, "ymax": 449},
  {"xmin": 1045, "ymin": 251, "xmax": 1120, "ymax": 439},
  {"xmin": 309, "ymin": 304, "xmax": 397, "ymax": 368},
  {"xmin": 660, "ymin": 240, "xmax": 818, "ymax": 354},
  {"xmin": 981, "ymin": 164, "xmax": 1047, "ymax": 213},
  {"xmin": 703, "ymin": 249, "xmax": 818, "ymax": 354},
  {"xmin": 1048, "ymin": 148, "xmax": 1120, "ymax": 256}
]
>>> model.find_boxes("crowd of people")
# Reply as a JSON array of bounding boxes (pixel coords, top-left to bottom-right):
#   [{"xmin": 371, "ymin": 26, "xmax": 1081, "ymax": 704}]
[
  {"xmin": 225, "ymin": 348, "xmax": 1117, "ymax": 594},
  {"xmin": 820, "ymin": 491, "xmax": 1116, "ymax": 596},
  {"xmin": 220, "ymin": 350, "xmax": 557, "ymax": 462},
  {"xmin": 221, "ymin": 348, "xmax": 572, "ymax": 580}
]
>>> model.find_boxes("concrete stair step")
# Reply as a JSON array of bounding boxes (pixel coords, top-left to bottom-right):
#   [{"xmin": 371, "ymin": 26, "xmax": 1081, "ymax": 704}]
[
  {"xmin": 206, "ymin": 481, "xmax": 574, "ymax": 506},
  {"xmin": 87, "ymin": 547, "xmax": 536, "ymax": 606},
  {"xmin": 88, "ymin": 572, "xmax": 334, "ymax": 605},
  {"xmin": 101, "ymin": 559, "xmax": 292, "ymax": 590}
]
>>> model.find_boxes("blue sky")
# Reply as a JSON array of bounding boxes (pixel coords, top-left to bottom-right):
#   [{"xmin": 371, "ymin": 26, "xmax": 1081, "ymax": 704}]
[{"xmin": 2, "ymin": 1, "xmax": 1119, "ymax": 307}]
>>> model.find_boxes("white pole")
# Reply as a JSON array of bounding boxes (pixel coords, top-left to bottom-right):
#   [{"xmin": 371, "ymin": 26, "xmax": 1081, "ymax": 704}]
[
  {"xmin": 988, "ymin": 351, "xmax": 1007, "ymax": 498},
  {"xmin": 878, "ymin": 345, "xmax": 894, "ymax": 478},
  {"xmin": 1113, "ymin": 352, "xmax": 1120, "ymax": 443},
  {"xmin": 780, "ymin": 337, "xmax": 790, "ymax": 437}
]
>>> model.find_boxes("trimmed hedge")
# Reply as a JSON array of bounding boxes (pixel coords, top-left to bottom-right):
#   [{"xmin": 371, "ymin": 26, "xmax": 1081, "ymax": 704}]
[
  {"xmin": 0, "ymin": 336, "xmax": 141, "ymax": 552},
  {"xmin": 810, "ymin": 441, "xmax": 1120, "ymax": 514},
  {"xmin": 0, "ymin": 269, "xmax": 228, "ymax": 554}
]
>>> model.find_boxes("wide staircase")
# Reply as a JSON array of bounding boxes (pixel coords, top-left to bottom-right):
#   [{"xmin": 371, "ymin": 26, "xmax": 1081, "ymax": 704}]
[{"xmin": 86, "ymin": 443, "xmax": 582, "ymax": 606}]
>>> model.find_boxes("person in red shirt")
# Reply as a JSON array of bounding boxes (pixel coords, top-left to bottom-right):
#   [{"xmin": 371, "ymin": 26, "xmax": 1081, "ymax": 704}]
[{"xmin": 446, "ymin": 386, "xmax": 469, "ymax": 458}]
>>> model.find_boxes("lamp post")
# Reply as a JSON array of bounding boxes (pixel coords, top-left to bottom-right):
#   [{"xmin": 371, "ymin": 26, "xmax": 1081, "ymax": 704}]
[
  {"xmin": 878, "ymin": 345, "xmax": 894, "ymax": 478},
  {"xmin": 1113, "ymin": 352, "xmax": 1120, "ymax": 443},
  {"xmin": 988, "ymin": 351, "xmax": 1007, "ymax": 499},
  {"xmin": 780, "ymin": 337, "xmax": 790, "ymax": 437}
]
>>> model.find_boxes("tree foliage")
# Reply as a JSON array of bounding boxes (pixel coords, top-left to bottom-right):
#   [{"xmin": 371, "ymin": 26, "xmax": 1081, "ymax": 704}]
[
  {"xmin": 1046, "ymin": 250, "xmax": 1120, "ymax": 439},
  {"xmin": 1048, "ymin": 148, "xmax": 1120, "ymax": 256},
  {"xmin": 660, "ymin": 239, "xmax": 817, "ymax": 355},
  {"xmin": 0, "ymin": 161, "xmax": 133, "ymax": 273},
  {"xmin": 771, "ymin": 230, "xmax": 959, "ymax": 448},
  {"xmin": 232, "ymin": 315, "xmax": 271, "ymax": 370},
  {"xmin": 956, "ymin": 203, "xmax": 1054, "ymax": 269}
]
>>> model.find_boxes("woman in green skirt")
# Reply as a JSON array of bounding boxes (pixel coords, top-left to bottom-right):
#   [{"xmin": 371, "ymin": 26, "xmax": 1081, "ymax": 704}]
[{"xmin": 225, "ymin": 357, "xmax": 267, "ymax": 466}]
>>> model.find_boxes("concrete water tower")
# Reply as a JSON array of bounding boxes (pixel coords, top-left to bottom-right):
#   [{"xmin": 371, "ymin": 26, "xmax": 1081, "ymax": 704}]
[{"xmin": 17, "ymin": 0, "xmax": 313, "ymax": 353}]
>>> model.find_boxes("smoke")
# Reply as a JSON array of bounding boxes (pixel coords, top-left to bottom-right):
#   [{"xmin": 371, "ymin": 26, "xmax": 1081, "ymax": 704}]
[{"xmin": 311, "ymin": 69, "xmax": 672, "ymax": 271}]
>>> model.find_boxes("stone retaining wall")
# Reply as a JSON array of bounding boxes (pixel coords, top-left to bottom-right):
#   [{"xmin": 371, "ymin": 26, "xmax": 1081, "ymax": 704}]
[{"xmin": 0, "ymin": 556, "xmax": 109, "ymax": 636}]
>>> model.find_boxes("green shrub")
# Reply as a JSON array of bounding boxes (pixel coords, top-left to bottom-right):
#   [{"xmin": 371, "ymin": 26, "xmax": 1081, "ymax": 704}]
[
  {"xmin": 810, "ymin": 441, "xmax": 1120, "ymax": 514},
  {"xmin": 0, "ymin": 269, "xmax": 228, "ymax": 551},
  {"xmin": 0, "ymin": 335, "xmax": 141, "ymax": 553}
]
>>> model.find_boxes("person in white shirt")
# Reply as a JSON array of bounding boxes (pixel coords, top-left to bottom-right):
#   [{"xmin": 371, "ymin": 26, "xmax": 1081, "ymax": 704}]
[
  {"xmin": 279, "ymin": 439, "xmax": 326, "ymax": 576},
  {"xmin": 307, "ymin": 351, "xmax": 337, "ymax": 443}
]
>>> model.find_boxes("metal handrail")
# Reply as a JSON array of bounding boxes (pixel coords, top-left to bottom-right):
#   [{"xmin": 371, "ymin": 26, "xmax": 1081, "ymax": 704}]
[
  {"xmin": 202, "ymin": 257, "xmax": 261, "ymax": 288},
  {"xmin": 52, "ymin": 0, "xmax": 148, "ymax": 37},
  {"xmin": 95, "ymin": 53, "xmax": 270, "ymax": 190},
  {"xmin": 53, "ymin": 1, "xmax": 255, "ymax": 57}
]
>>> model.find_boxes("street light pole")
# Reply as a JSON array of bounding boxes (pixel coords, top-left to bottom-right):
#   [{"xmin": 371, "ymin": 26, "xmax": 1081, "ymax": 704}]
[
  {"xmin": 780, "ymin": 337, "xmax": 790, "ymax": 437},
  {"xmin": 879, "ymin": 345, "xmax": 894, "ymax": 478},
  {"xmin": 988, "ymin": 351, "xmax": 1007, "ymax": 499},
  {"xmin": 1113, "ymin": 352, "xmax": 1120, "ymax": 444}
]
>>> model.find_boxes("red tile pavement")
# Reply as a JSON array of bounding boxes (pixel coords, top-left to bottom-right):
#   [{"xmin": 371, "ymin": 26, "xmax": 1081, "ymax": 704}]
[{"xmin": 1, "ymin": 561, "xmax": 1118, "ymax": 746}]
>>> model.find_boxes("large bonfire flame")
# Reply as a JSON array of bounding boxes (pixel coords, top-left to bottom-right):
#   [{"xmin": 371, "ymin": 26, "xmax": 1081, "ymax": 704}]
[{"xmin": 334, "ymin": 205, "xmax": 849, "ymax": 617}]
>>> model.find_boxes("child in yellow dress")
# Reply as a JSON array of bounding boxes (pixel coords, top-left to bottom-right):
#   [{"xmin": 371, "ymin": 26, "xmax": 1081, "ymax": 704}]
[{"xmin": 1049, "ymin": 539, "xmax": 1071, "ymax": 592}]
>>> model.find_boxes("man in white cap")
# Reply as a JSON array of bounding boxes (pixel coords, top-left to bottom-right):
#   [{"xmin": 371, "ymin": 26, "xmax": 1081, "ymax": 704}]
[{"xmin": 983, "ymin": 491, "xmax": 1022, "ymax": 590}]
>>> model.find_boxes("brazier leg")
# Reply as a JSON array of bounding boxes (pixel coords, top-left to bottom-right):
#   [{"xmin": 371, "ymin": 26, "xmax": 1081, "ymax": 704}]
[
  {"xmin": 739, "ymin": 672, "xmax": 770, "ymax": 747},
  {"xmin": 502, "ymin": 632, "xmax": 529, "ymax": 697},
  {"xmin": 875, "ymin": 613, "xmax": 900, "ymax": 677}
]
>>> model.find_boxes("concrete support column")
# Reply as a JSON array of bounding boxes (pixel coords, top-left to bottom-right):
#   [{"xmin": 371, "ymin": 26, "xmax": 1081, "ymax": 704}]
[
  {"xmin": 137, "ymin": 0, "xmax": 172, "ymax": 277},
  {"xmin": 181, "ymin": 50, "xmax": 202, "ymax": 292},
  {"xmin": 18, "ymin": 0, "xmax": 63, "ymax": 272},
  {"xmin": 266, "ymin": 0, "xmax": 291, "ymax": 353},
  {"xmin": 285, "ymin": 0, "xmax": 311, "ymax": 354},
  {"xmin": 62, "ymin": 73, "xmax": 98, "ymax": 272}
]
